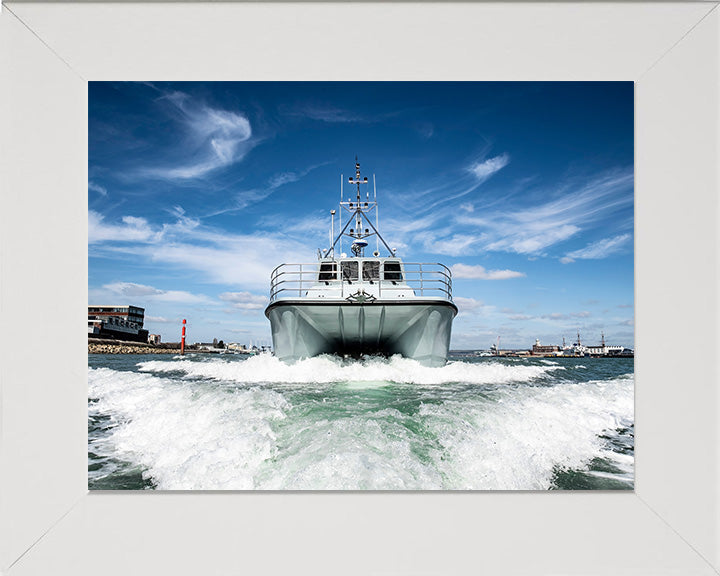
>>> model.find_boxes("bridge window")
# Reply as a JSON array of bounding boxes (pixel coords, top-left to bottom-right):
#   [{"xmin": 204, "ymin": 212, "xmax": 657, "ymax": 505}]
[
  {"xmin": 383, "ymin": 261, "xmax": 403, "ymax": 281},
  {"xmin": 318, "ymin": 262, "xmax": 337, "ymax": 281},
  {"xmin": 341, "ymin": 261, "xmax": 358, "ymax": 281},
  {"xmin": 362, "ymin": 260, "xmax": 380, "ymax": 281}
]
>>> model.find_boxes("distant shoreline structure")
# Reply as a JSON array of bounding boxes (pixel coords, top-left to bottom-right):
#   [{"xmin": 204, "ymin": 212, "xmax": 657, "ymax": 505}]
[
  {"xmin": 450, "ymin": 349, "xmax": 634, "ymax": 359},
  {"xmin": 88, "ymin": 339, "xmax": 255, "ymax": 355}
]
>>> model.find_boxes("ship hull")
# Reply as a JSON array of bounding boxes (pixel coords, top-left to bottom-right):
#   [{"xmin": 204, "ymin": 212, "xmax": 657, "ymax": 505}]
[{"xmin": 265, "ymin": 300, "xmax": 457, "ymax": 367}]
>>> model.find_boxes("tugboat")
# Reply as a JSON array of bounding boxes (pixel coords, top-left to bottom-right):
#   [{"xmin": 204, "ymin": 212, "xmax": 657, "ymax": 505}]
[{"xmin": 264, "ymin": 160, "xmax": 458, "ymax": 366}]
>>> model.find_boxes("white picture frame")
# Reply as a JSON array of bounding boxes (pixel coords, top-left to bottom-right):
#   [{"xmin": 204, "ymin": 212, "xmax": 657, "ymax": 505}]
[{"xmin": 1, "ymin": 2, "xmax": 718, "ymax": 574}]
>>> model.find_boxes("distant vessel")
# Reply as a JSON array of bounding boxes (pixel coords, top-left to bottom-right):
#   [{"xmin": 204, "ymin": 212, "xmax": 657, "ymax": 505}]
[{"xmin": 265, "ymin": 160, "xmax": 457, "ymax": 366}]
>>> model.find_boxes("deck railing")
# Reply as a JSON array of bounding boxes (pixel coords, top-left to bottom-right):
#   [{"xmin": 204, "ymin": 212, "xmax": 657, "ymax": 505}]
[{"xmin": 269, "ymin": 261, "xmax": 453, "ymax": 302}]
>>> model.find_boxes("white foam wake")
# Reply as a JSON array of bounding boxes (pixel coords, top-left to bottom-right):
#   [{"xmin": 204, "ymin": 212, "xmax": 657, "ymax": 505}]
[
  {"xmin": 89, "ymin": 367, "xmax": 289, "ymax": 489},
  {"xmin": 137, "ymin": 354, "xmax": 562, "ymax": 386},
  {"xmin": 418, "ymin": 375, "xmax": 634, "ymax": 489},
  {"xmin": 89, "ymin": 362, "xmax": 633, "ymax": 490}
]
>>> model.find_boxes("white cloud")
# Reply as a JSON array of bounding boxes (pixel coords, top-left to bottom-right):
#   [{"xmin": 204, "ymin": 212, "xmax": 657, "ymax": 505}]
[
  {"xmin": 560, "ymin": 233, "xmax": 632, "ymax": 263},
  {"xmin": 460, "ymin": 202, "xmax": 474, "ymax": 213},
  {"xmin": 425, "ymin": 234, "xmax": 483, "ymax": 257},
  {"xmin": 145, "ymin": 315, "xmax": 181, "ymax": 324},
  {"xmin": 101, "ymin": 282, "xmax": 213, "ymax": 305},
  {"xmin": 469, "ymin": 154, "xmax": 509, "ymax": 182},
  {"xmin": 284, "ymin": 104, "xmax": 376, "ymax": 124},
  {"xmin": 204, "ymin": 162, "xmax": 331, "ymax": 217},
  {"xmin": 89, "ymin": 207, "xmax": 314, "ymax": 290},
  {"xmin": 89, "ymin": 211, "xmax": 156, "ymax": 244},
  {"xmin": 145, "ymin": 236, "xmax": 310, "ymax": 289},
  {"xmin": 142, "ymin": 91, "xmax": 256, "ymax": 180},
  {"xmin": 453, "ymin": 296, "xmax": 485, "ymax": 310},
  {"xmin": 88, "ymin": 181, "xmax": 107, "ymax": 196},
  {"xmin": 453, "ymin": 296, "xmax": 492, "ymax": 317},
  {"xmin": 268, "ymin": 172, "xmax": 300, "ymax": 188},
  {"xmin": 456, "ymin": 169, "xmax": 633, "ymax": 256},
  {"xmin": 89, "ymin": 211, "xmax": 205, "ymax": 245},
  {"xmin": 385, "ymin": 167, "xmax": 632, "ymax": 259},
  {"xmin": 451, "ymin": 263, "xmax": 525, "ymax": 280},
  {"xmin": 508, "ymin": 313, "xmax": 533, "ymax": 321},
  {"xmin": 488, "ymin": 224, "xmax": 580, "ymax": 255},
  {"xmin": 219, "ymin": 291, "xmax": 268, "ymax": 310},
  {"xmin": 539, "ymin": 311, "xmax": 591, "ymax": 321}
]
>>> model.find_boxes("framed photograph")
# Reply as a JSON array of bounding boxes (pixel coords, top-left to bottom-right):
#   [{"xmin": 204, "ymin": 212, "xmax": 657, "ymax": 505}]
[
  {"xmin": 1, "ymin": 2, "xmax": 718, "ymax": 575},
  {"xmin": 86, "ymin": 79, "xmax": 635, "ymax": 493}
]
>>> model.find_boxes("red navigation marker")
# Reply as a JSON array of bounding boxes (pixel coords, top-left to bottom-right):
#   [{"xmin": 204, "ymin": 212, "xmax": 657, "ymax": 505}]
[{"xmin": 181, "ymin": 319, "xmax": 186, "ymax": 356}]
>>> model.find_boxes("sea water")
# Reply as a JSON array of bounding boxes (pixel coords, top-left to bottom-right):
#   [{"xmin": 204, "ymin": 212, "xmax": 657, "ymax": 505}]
[{"xmin": 88, "ymin": 353, "xmax": 634, "ymax": 490}]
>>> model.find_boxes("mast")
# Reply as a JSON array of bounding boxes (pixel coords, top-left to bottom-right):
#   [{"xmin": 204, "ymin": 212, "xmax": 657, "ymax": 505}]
[
  {"xmin": 325, "ymin": 159, "xmax": 394, "ymax": 258},
  {"xmin": 374, "ymin": 174, "xmax": 379, "ymax": 254},
  {"xmin": 339, "ymin": 174, "xmax": 343, "ymax": 257}
]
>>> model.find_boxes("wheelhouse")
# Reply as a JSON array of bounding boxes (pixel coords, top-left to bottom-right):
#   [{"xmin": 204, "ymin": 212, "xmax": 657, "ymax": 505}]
[{"xmin": 316, "ymin": 258, "xmax": 405, "ymax": 284}]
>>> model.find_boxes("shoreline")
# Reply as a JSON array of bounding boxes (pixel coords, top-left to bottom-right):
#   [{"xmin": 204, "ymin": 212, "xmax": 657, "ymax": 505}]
[{"xmin": 88, "ymin": 340, "xmax": 226, "ymax": 355}]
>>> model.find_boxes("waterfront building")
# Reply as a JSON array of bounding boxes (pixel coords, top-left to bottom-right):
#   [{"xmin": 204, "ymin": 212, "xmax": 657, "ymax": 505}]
[
  {"xmin": 88, "ymin": 305, "xmax": 149, "ymax": 343},
  {"xmin": 532, "ymin": 339, "xmax": 561, "ymax": 356}
]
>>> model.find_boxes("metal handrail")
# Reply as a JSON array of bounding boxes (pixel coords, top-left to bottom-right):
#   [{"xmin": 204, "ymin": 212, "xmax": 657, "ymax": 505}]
[{"xmin": 269, "ymin": 261, "xmax": 453, "ymax": 302}]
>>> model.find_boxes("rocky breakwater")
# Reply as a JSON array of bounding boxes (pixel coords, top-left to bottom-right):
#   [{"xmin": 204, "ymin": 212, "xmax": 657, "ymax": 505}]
[{"xmin": 88, "ymin": 341, "xmax": 178, "ymax": 354}]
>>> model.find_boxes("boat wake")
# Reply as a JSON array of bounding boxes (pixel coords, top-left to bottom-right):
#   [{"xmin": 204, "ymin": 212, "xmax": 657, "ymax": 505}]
[
  {"xmin": 88, "ymin": 355, "xmax": 633, "ymax": 490},
  {"xmin": 136, "ymin": 353, "xmax": 563, "ymax": 387}
]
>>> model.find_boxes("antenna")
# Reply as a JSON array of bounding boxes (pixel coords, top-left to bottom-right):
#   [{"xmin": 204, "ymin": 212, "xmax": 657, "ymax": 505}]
[
  {"xmin": 339, "ymin": 174, "xmax": 343, "ymax": 256},
  {"xmin": 330, "ymin": 209, "xmax": 336, "ymax": 258},
  {"xmin": 326, "ymin": 160, "xmax": 395, "ymax": 257},
  {"xmin": 374, "ymin": 174, "xmax": 379, "ymax": 253}
]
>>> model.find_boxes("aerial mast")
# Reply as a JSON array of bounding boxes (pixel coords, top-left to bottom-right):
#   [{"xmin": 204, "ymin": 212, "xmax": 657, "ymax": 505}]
[
  {"xmin": 324, "ymin": 159, "xmax": 394, "ymax": 258},
  {"xmin": 347, "ymin": 157, "xmax": 367, "ymax": 246}
]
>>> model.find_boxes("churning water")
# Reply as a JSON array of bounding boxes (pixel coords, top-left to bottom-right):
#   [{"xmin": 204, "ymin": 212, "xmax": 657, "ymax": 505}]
[{"xmin": 88, "ymin": 353, "xmax": 634, "ymax": 490}]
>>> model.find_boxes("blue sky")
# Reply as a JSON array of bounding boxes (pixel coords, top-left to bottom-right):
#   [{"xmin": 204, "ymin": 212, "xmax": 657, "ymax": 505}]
[{"xmin": 89, "ymin": 81, "xmax": 634, "ymax": 349}]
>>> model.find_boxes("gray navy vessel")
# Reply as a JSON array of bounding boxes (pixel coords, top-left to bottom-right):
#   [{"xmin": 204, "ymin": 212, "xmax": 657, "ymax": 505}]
[{"xmin": 265, "ymin": 160, "xmax": 457, "ymax": 366}]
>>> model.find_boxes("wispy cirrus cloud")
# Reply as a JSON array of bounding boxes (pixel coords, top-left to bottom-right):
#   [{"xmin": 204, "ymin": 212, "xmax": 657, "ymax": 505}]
[
  {"xmin": 292, "ymin": 106, "xmax": 366, "ymax": 123},
  {"xmin": 266, "ymin": 161, "xmax": 331, "ymax": 189},
  {"xmin": 139, "ymin": 89, "xmax": 257, "ymax": 180},
  {"xmin": 469, "ymin": 154, "xmax": 510, "ymax": 182},
  {"xmin": 88, "ymin": 181, "xmax": 107, "ymax": 196},
  {"xmin": 282, "ymin": 103, "xmax": 400, "ymax": 124},
  {"xmin": 380, "ymin": 168, "xmax": 632, "ymax": 262},
  {"xmin": 204, "ymin": 162, "xmax": 331, "ymax": 217},
  {"xmin": 456, "ymin": 169, "xmax": 633, "ymax": 257},
  {"xmin": 560, "ymin": 233, "xmax": 632, "ymax": 264},
  {"xmin": 451, "ymin": 263, "xmax": 525, "ymax": 280},
  {"xmin": 420, "ymin": 234, "xmax": 483, "ymax": 257},
  {"xmin": 486, "ymin": 224, "xmax": 580, "ymax": 255}
]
